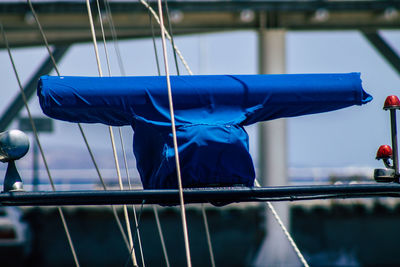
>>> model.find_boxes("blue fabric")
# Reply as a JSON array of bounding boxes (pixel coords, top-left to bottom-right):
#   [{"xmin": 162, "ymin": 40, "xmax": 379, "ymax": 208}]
[{"xmin": 38, "ymin": 73, "xmax": 372, "ymax": 189}]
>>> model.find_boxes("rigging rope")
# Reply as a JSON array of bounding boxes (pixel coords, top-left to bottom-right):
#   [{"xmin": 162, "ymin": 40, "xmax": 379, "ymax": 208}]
[
  {"xmin": 124, "ymin": 202, "xmax": 146, "ymax": 267},
  {"xmin": 152, "ymin": 205, "xmax": 171, "ymax": 267},
  {"xmin": 26, "ymin": 0, "xmax": 132, "ymax": 254},
  {"xmin": 95, "ymin": 0, "xmax": 112, "ymax": 76},
  {"xmin": 148, "ymin": 6, "xmax": 162, "ymax": 75},
  {"xmin": 163, "ymin": 0, "xmax": 180, "ymax": 75},
  {"xmin": 201, "ymin": 204, "xmax": 216, "ymax": 267},
  {"xmin": 0, "ymin": 22, "xmax": 80, "ymax": 267},
  {"xmin": 146, "ymin": 5, "xmax": 172, "ymax": 266},
  {"xmin": 140, "ymin": 0, "xmax": 193, "ymax": 75},
  {"xmin": 145, "ymin": 1, "xmax": 216, "ymax": 264},
  {"xmin": 103, "ymin": 0, "xmax": 126, "ymax": 76},
  {"xmin": 153, "ymin": 1, "xmax": 216, "ymax": 263},
  {"xmin": 25, "ymin": 2, "xmax": 307, "ymax": 266},
  {"xmin": 254, "ymin": 11, "xmax": 309, "ymax": 267},
  {"xmin": 254, "ymin": 180, "xmax": 309, "ymax": 267},
  {"xmin": 118, "ymin": 129, "xmax": 146, "ymax": 266},
  {"xmin": 94, "ymin": 1, "xmax": 146, "ymax": 265},
  {"xmin": 156, "ymin": 0, "xmax": 192, "ymax": 265},
  {"xmin": 85, "ymin": 1, "xmax": 138, "ymax": 266},
  {"xmin": 161, "ymin": 2, "xmax": 216, "ymax": 264}
]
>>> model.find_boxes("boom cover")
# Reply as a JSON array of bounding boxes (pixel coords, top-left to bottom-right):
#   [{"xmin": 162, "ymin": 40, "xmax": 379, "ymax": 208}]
[{"xmin": 38, "ymin": 73, "xmax": 372, "ymax": 189}]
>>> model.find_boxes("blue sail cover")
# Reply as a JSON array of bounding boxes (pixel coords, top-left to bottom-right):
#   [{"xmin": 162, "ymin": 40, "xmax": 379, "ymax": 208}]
[{"xmin": 38, "ymin": 73, "xmax": 372, "ymax": 189}]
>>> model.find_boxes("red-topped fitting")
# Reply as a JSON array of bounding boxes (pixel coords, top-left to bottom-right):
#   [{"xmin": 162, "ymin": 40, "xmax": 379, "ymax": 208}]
[
  {"xmin": 376, "ymin": 145, "xmax": 393, "ymax": 160},
  {"xmin": 383, "ymin": 95, "xmax": 400, "ymax": 110}
]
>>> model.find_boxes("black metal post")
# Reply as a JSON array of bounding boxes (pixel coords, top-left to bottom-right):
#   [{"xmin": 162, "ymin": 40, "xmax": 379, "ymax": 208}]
[{"xmin": 390, "ymin": 109, "xmax": 400, "ymax": 180}]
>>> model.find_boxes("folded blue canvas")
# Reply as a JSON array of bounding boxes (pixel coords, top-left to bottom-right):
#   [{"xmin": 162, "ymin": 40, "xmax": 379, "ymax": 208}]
[{"xmin": 38, "ymin": 73, "xmax": 372, "ymax": 189}]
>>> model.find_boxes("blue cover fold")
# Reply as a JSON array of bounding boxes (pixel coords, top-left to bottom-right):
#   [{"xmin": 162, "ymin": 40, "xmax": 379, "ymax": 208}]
[{"xmin": 37, "ymin": 73, "xmax": 372, "ymax": 189}]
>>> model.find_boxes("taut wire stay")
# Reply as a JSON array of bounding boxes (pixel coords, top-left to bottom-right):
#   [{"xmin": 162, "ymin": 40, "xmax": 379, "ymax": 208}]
[
  {"xmin": 201, "ymin": 204, "xmax": 216, "ymax": 267},
  {"xmin": 152, "ymin": 205, "xmax": 170, "ymax": 267},
  {"xmin": 22, "ymin": 1, "xmax": 312, "ymax": 266},
  {"xmin": 26, "ymin": 0, "xmax": 132, "ymax": 257},
  {"xmin": 146, "ymin": 3, "xmax": 173, "ymax": 265},
  {"xmin": 103, "ymin": 0, "xmax": 126, "ymax": 76},
  {"xmin": 0, "ymin": 22, "xmax": 80, "ymax": 267},
  {"xmin": 94, "ymin": 0, "xmax": 146, "ymax": 265},
  {"xmin": 85, "ymin": 0, "xmax": 138, "ymax": 266},
  {"xmin": 156, "ymin": 0, "xmax": 192, "ymax": 265},
  {"xmin": 163, "ymin": 0, "xmax": 180, "ymax": 75},
  {"xmin": 139, "ymin": 0, "xmax": 193, "ymax": 75},
  {"xmin": 152, "ymin": 0, "xmax": 216, "ymax": 264},
  {"xmin": 254, "ymin": 179, "xmax": 309, "ymax": 266}
]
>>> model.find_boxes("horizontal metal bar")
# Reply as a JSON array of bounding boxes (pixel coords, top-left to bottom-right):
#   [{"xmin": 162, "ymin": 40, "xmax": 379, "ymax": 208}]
[
  {"xmin": 1, "ymin": 1, "xmax": 399, "ymax": 14},
  {"xmin": 1, "ymin": 184, "xmax": 400, "ymax": 206},
  {"xmin": 1, "ymin": 1, "xmax": 400, "ymax": 48}
]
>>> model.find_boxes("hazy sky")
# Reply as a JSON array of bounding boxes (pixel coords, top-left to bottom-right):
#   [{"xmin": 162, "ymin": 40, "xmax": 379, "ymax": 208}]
[{"xmin": 1, "ymin": 29, "xmax": 400, "ymax": 176}]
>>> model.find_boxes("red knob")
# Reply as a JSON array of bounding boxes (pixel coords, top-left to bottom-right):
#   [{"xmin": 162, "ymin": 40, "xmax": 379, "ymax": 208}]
[
  {"xmin": 376, "ymin": 145, "xmax": 393, "ymax": 160},
  {"xmin": 383, "ymin": 95, "xmax": 400, "ymax": 110}
]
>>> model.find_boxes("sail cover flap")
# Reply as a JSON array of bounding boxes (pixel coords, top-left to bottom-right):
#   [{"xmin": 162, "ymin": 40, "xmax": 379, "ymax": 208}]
[{"xmin": 38, "ymin": 73, "xmax": 372, "ymax": 189}]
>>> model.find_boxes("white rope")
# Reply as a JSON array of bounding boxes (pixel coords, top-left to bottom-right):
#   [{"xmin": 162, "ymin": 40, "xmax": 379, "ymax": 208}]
[
  {"xmin": 95, "ymin": 0, "xmax": 112, "ymax": 76},
  {"xmin": 201, "ymin": 204, "xmax": 216, "ymax": 267},
  {"xmin": 75, "ymin": 128, "xmax": 132, "ymax": 252},
  {"xmin": 254, "ymin": 180, "xmax": 309, "ymax": 267},
  {"xmin": 103, "ymin": 0, "xmax": 126, "ymax": 76},
  {"xmin": 152, "ymin": 205, "xmax": 170, "ymax": 267},
  {"xmin": 118, "ymin": 130, "xmax": 146, "ymax": 266},
  {"xmin": 86, "ymin": 0, "xmax": 104, "ymax": 77},
  {"xmin": 85, "ymin": 1, "xmax": 138, "ymax": 266},
  {"xmin": 27, "ymin": 0, "xmax": 59, "ymax": 74},
  {"xmin": 162, "ymin": 0, "xmax": 180, "ymax": 75},
  {"xmin": 124, "ymin": 202, "xmax": 145, "ymax": 267},
  {"xmin": 146, "ymin": 9, "xmax": 176, "ymax": 267},
  {"xmin": 79, "ymin": 124, "xmax": 132, "ymax": 252},
  {"xmin": 146, "ymin": 2, "xmax": 216, "ymax": 265},
  {"xmin": 119, "ymin": 128, "xmax": 146, "ymax": 266},
  {"xmin": 27, "ymin": 0, "xmax": 132, "ymax": 260},
  {"xmin": 95, "ymin": 1, "xmax": 147, "ymax": 263},
  {"xmin": 140, "ymin": 0, "xmax": 193, "ymax": 75},
  {"xmin": 26, "ymin": 0, "xmax": 132, "ymax": 253},
  {"xmin": 156, "ymin": 0, "xmax": 192, "ymax": 266},
  {"xmin": 56, "ymin": 208, "xmax": 80, "ymax": 266},
  {"xmin": 132, "ymin": 207, "xmax": 146, "ymax": 267},
  {"xmin": 0, "ymin": 22, "xmax": 80, "ymax": 267}
]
